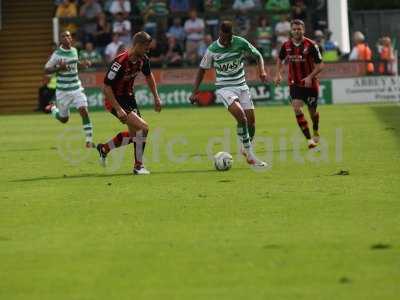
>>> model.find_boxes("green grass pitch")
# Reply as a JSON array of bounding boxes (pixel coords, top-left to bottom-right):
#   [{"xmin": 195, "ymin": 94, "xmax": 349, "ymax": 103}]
[{"xmin": 0, "ymin": 104, "xmax": 399, "ymax": 299}]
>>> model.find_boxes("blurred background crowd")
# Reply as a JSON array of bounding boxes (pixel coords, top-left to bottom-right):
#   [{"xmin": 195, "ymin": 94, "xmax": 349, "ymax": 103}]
[{"xmin": 53, "ymin": 0, "xmax": 396, "ymax": 73}]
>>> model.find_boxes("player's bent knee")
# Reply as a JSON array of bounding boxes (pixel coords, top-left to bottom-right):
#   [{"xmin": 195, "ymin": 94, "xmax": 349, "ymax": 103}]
[
  {"xmin": 141, "ymin": 122, "xmax": 149, "ymax": 132},
  {"xmin": 293, "ymin": 105, "xmax": 303, "ymax": 115},
  {"xmin": 294, "ymin": 110, "xmax": 303, "ymax": 116},
  {"xmin": 78, "ymin": 107, "xmax": 88, "ymax": 116}
]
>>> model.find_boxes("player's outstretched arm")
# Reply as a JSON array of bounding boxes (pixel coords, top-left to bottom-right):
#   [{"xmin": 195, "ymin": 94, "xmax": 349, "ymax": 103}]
[
  {"xmin": 255, "ymin": 55, "xmax": 268, "ymax": 83},
  {"xmin": 242, "ymin": 37, "xmax": 267, "ymax": 82},
  {"xmin": 145, "ymin": 73, "xmax": 162, "ymax": 112},
  {"xmin": 189, "ymin": 68, "xmax": 206, "ymax": 104},
  {"xmin": 274, "ymin": 58, "xmax": 283, "ymax": 86}
]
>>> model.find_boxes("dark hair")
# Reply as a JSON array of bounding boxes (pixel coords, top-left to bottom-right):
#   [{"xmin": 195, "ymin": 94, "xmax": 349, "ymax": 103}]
[
  {"xmin": 220, "ymin": 21, "xmax": 233, "ymax": 34},
  {"xmin": 133, "ymin": 31, "xmax": 152, "ymax": 45},
  {"xmin": 258, "ymin": 15, "xmax": 269, "ymax": 26},
  {"xmin": 290, "ymin": 19, "xmax": 305, "ymax": 28}
]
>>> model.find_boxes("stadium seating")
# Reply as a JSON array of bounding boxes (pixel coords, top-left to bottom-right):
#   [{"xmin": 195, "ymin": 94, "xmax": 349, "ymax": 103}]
[{"xmin": 0, "ymin": 0, "xmax": 53, "ymax": 113}]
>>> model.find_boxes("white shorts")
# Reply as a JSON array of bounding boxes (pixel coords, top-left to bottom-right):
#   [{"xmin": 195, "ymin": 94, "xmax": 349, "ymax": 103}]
[
  {"xmin": 215, "ymin": 86, "xmax": 254, "ymax": 110},
  {"xmin": 56, "ymin": 89, "xmax": 88, "ymax": 118}
]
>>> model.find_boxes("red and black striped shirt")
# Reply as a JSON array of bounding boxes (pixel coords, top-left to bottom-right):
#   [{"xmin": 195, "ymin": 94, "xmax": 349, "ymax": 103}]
[
  {"xmin": 104, "ymin": 50, "xmax": 151, "ymax": 97},
  {"xmin": 279, "ymin": 37, "xmax": 322, "ymax": 90}
]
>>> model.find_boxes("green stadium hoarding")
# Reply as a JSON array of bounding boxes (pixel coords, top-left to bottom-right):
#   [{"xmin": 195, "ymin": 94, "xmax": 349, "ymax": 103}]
[{"xmin": 84, "ymin": 80, "xmax": 332, "ymax": 110}]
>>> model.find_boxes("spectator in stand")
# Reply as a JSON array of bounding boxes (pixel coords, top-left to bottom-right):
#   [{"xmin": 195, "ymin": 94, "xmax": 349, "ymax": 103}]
[
  {"xmin": 136, "ymin": 0, "xmax": 148, "ymax": 12},
  {"xmin": 141, "ymin": 0, "xmax": 169, "ymax": 36},
  {"xmin": 79, "ymin": 0, "xmax": 103, "ymax": 43},
  {"xmin": 36, "ymin": 74, "xmax": 57, "ymax": 112},
  {"xmin": 167, "ymin": 17, "xmax": 186, "ymax": 48},
  {"xmin": 232, "ymin": 0, "xmax": 256, "ymax": 11},
  {"xmin": 92, "ymin": 13, "xmax": 112, "ymax": 54},
  {"xmin": 184, "ymin": 9, "xmax": 205, "ymax": 65},
  {"xmin": 314, "ymin": 30, "xmax": 325, "ymax": 54},
  {"xmin": 271, "ymin": 40, "xmax": 283, "ymax": 60},
  {"xmin": 55, "ymin": 0, "xmax": 78, "ymax": 35},
  {"xmin": 311, "ymin": 0, "xmax": 327, "ymax": 30},
  {"xmin": 378, "ymin": 36, "xmax": 395, "ymax": 75},
  {"xmin": 165, "ymin": 36, "xmax": 184, "ymax": 66},
  {"xmin": 322, "ymin": 29, "xmax": 341, "ymax": 62},
  {"xmin": 148, "ymin": 38, "xmax": 166, "ymax": 68},
  {"xmin": 232, "ymin": 0, "xmax": 254, "ymax": 38},
  {"xmin": 256, "ymin": 15, "xmax": 273, "ymax": 60},
  {"xmin": 265, "ymin": 0, "xmax": 290, "ymax": 12},
  {"xmin": 204, "ymin": 0, "xmax": 221, "ymax": 39},
  {"xmin": 79, "ymin": 41, "xmax": 103, "ymax": 68},
  {"xmin": 197, "ymin": 34, "xmax": 213, "ymax": 58},
  {"xmin": 235, "ymin": 13, "xmax": 251, "ymax": 37},
  {"xmin": 169, "ymin": 0, "xmax": 190, "ymax": 13},
  {"xmin": 349, "ymin": 31, "xmax": 374, "ymax": 74},
  {"xmin": 104, "ymin": 33, "xmax": 123, "ymax": 63},
  {"xmin": 275, "ymin": 14, "xmax": 291, "ymax": 44},
  {"xmin": 292, "ymin": 0, "xmax": 307, "ymax": 20},
  {"xmin": 205, "ymin": 0, "xmax": 221, "ymax": 12},
  {"xmin": 112, "ymin": 12, "xmax": 132, "ymax": 46},
  {"xmin": 109, "ymin": 0, "xmax": 131, "ymax": 18}
]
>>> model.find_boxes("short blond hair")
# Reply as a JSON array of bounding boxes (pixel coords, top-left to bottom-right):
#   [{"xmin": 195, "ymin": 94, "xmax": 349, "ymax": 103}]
[{"xmin": 133, "ymin": 31, "xmax": 152, "ymax": 45}]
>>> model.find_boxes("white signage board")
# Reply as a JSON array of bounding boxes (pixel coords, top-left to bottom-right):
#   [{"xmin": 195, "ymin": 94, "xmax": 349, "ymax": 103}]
[{"xmin": 332, "ymin": 76, "xmax": 400, "ymax": 103}]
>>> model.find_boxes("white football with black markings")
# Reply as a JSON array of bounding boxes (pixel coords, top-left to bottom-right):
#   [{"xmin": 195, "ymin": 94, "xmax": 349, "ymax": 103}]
[{"xmin": 214, "ymin": 151, "xmax": 233, "ymax": 171}]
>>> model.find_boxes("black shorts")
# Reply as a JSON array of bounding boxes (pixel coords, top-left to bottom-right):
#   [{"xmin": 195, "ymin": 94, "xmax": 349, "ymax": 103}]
[
  {"xmin": 110, "ymin": 95, "xmax": 141, "ymax": 118},
  {"xmin": 289, "ymin": 86, "xmax": 319, "ymax": 108}
]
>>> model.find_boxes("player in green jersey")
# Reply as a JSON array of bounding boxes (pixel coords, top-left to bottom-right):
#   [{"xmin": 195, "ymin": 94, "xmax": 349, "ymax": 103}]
[
  {"xmin": 44, "ymin": 31, "xmax": 94, "ymax": 148},
  {"xmin": 190, "ymin": 21, "xmax": 268, "ymax": 168}
]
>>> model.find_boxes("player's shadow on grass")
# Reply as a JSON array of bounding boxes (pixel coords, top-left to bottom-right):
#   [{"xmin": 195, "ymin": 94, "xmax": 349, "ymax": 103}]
[
  {"xmin": 0, "ymin": 147, "xmax": 57, "ymax": 153},
  {"xmin": 189, "ymin": 148, "xmax": 295, "ymax": 158},
  {"xmin": 10, "ymin": 173, "xmax": 131, "ymax": 182},
  {"xmin": 371, "ymin": 105, "xmax": 400, "ymax": 143},
  {"xmin": 11, "ymin": 169, "xmax": 222, "ymax": 182}
]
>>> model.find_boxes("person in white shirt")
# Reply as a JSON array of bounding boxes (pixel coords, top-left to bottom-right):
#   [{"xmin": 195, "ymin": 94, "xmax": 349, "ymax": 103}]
[
  {"xmin": 112, "ymin": 12, "xmax": 132, "ymax": 46},
  {"xmin": 105, "ymin": 33, "xmax": 123, "ymax": 63},
  {"xmin": 184, "ymin": 9, "xmax": 205, "ymax": 64},
  {"xmin": 233, "ymin": 0, "xmax": 256, "ymax": 11},
  {"xmin": 275, "ymin": 14, "xmax": 291, "ymax": 44},
  {"xmin": 197, "ymin": 34, "xmax": 213, "ymax": 58},
  {"xmin": 109, "ymin": 0, "xmax": 131, "ymax": 18}
]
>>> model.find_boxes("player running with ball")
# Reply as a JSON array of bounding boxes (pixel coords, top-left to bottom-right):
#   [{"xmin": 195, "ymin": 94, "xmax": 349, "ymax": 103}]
[
  {"xmin": 96, "ymin": 31, "xmax": 161, "ymax": 175},
  {"xmin": 189, "ymin": 21, "xmax": 268, "ymax": 168},
  {"xmin": 274, "ymin": 19, "xmax": 324, "ymax": 149}
]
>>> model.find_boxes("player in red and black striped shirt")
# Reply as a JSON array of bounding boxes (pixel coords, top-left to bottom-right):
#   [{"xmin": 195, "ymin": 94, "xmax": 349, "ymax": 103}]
[
  {"xmin": 97, "ymin": 31, "xmax": 162, "ymax": 175},
  {"xmin": 274, "ymin": 19, "xmax": 324, "ymax": 149}
]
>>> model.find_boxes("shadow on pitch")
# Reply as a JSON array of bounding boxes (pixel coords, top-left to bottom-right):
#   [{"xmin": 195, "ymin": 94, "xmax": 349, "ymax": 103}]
[
  {"xmin": 10, "ymin": 172, "xmax": 131, "ymax": 182},
  {"xmin": 10, "ymin": 169, "xmax": 228, "ymax": 183},
  {"xmin": 0, "ymin": 147, "xmax": 57, "ymax": 153},
  {"xmin": 371, "ymin": 105, "xmax": 400, "ymax": 143},
  {"xmin": 189, "ymin": 148, "xmax": 295, "ymax": 158}
]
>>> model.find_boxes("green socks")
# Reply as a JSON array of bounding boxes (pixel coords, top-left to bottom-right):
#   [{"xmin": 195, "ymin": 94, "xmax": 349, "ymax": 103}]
[
  {"xmin": 82, "ymin": 115, "xmax": 93, "ymax": 143},
  {"xmin": 237, "ymin": 122, "xmax": 251, "ymax": 149}
]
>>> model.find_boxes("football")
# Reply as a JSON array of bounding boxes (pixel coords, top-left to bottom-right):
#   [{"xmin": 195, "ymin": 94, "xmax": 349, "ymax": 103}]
[{"xmin": 214, "ymin": 151, "xmax": 233, "ymax": 171}]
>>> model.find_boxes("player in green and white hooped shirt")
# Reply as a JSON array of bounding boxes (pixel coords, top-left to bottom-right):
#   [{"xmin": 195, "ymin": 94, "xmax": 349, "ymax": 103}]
[
  {"xmin": 44, "ymin": 31, "xmax": 94, "ymax": 148},
  {"xmin": 189, "ymin": 21, "xmax": 268, "ymax": 168}
]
